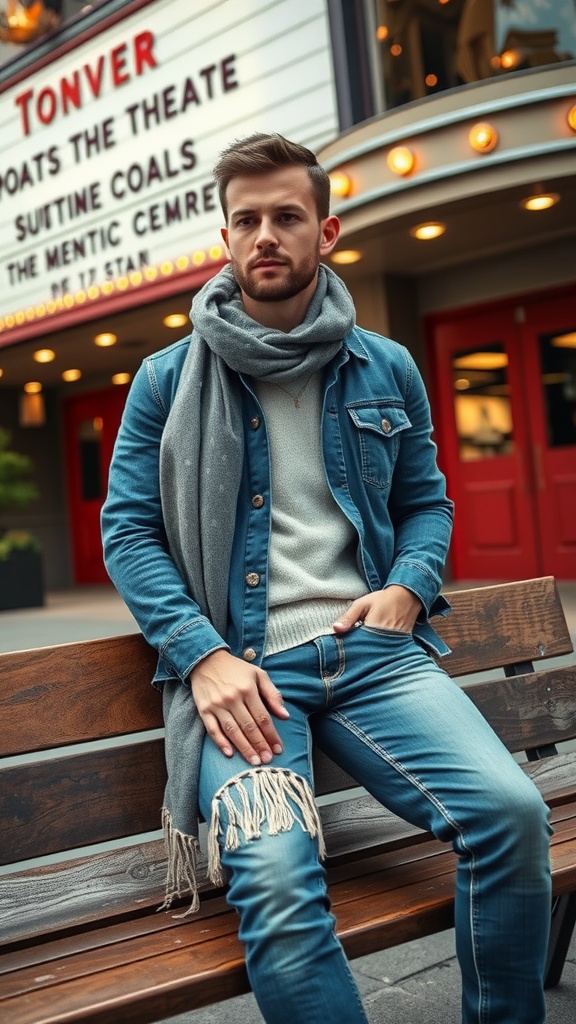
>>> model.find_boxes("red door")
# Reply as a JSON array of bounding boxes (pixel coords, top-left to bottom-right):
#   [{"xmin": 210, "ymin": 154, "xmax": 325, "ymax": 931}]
[
  {"xmin": 519, "ymin": 294, "xmax": 576, "ymax": 578},
  {"xmin": 430, "ymin": 292, "xmax": 576, "ymax": 580},
  {"xmin": 63, "ymin": 388, "xmax": 127, "ymax": 584}
]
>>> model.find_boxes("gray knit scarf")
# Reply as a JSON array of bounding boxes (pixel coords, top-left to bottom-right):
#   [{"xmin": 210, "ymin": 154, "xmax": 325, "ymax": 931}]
[{"xmin": 158, "ymin": 262, "xmax": 355, "ymax": 912}]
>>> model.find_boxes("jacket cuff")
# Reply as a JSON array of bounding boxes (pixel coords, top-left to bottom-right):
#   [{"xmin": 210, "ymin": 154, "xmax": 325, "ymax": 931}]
[
  {"xmin": 160, "ymin": 617, "xmax": 229, "ymax": 681},
  {"xmin": 384, "ymin": 561, "xmax": 445, "ymax": 619}
]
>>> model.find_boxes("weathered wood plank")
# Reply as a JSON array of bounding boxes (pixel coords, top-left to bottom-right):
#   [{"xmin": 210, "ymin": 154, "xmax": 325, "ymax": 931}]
[
  {"xmin": 0, "ymin": 741, "xmax": 167, "ymax": 865},
  {"xmin": 436, "ymin": 577, "xmax": 572, "ymax": 676},
  {"xmin": 0, "ymin": 633, "xmax": 159, "ymax": 757},
  {"xmin": 462, "ymin": 667, "xmax": 576, "ymax": 752}
]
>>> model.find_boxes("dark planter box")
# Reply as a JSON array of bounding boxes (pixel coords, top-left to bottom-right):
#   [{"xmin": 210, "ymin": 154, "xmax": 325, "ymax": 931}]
[{"xmin": 0, "ymin": 549, "xmax": 44, "ymax": 611}]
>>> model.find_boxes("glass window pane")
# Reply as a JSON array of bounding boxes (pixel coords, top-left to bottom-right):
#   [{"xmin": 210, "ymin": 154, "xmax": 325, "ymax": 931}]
[
  {"xmin": 452, "ymin": 343, "xmax": 513, "ymax": 461},
  {"xmin": 372, "ymin": 0, "xmax": 576, "ymax": 111},
  {"xmin": 78, "ymin": 417, "xmax": 103, "ymax": 500},
  {"xmin": 539, "ymin": 329, "xmax": 576, "ymax": 448}
]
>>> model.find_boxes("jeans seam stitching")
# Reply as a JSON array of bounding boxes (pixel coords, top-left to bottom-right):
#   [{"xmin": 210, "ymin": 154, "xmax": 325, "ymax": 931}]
[{"xmin": 330, "ymin": 709, "xmax": 484, "ymax": 1020}]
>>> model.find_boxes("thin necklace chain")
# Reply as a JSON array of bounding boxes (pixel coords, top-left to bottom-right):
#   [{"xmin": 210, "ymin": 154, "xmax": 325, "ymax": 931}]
[{"xmin": 270, "ymin": 374, "xmax": 313, "ymax": 408}]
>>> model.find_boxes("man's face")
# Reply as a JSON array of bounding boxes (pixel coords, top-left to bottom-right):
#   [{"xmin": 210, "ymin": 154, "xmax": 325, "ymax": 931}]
[{"xmin": 221, "ymin": 165, "xmax": 338, "ymax": 306}]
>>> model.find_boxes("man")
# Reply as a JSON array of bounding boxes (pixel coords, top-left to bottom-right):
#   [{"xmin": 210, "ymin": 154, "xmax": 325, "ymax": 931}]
[{"xmin": 102, "ymin": 133, "xmax": 551, "ymax": 1024}]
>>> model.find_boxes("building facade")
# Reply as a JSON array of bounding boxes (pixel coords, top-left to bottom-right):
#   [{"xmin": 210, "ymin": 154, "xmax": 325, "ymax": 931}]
[{"xmin": 0, "ymin": 0, "xmax": 575, "ymax": 589}]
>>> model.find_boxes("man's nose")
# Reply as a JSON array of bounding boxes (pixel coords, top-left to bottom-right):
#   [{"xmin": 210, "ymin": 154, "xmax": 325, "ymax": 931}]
[{"xmin": 256, "ymin": 218, "xmax": 279, "ymax": 249}]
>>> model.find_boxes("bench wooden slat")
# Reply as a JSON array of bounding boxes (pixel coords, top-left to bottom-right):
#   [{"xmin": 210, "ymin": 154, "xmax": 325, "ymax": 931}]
[
  {"xmin": 0, "ymin": 634, "xmax": 159, "ymax": 757},
  {"xmin": 435, "ymin": 577, "xmax": 572, "ymax": 676},
  {"xmin": 0, "ymin": 741, "xmax": 166, "ymax": 865},
  {"xmin": 0, "ymin": 579, "xmax": 571, "ymax": 760},
  {"xmin": 462, "ymin": 665, "xmax": 576, "ymax": 752},
  {"xmin": 1, "ymin": 806, "xmax": 574, "ymax": 1024}
]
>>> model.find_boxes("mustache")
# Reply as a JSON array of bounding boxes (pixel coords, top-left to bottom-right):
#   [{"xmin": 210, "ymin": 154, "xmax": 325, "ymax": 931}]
[{"xmin": 248, "ymin": 251, "xmax": 290, "ymax": 269}]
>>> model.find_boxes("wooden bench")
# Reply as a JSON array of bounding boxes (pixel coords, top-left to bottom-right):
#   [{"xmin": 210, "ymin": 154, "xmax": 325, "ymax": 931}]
[{"xmin": 1, "ymin": 576, "xmax": 575, "ymax": 1024}]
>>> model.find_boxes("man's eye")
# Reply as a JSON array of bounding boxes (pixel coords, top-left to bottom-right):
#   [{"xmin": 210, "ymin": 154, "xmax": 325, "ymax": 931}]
[{"xmin": 280, "ymin": 213, "xmax": 297, "ymax": 222}]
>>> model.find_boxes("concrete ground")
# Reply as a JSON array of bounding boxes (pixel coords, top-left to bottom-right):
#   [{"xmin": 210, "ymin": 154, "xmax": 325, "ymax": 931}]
[{"xmin": 1, "ymin": 582, "xmax": 575, "ymax": 1022}]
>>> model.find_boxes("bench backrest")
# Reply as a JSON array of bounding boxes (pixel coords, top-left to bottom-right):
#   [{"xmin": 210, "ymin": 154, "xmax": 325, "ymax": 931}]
[{"xmin": 1, "ymin": 576, "xmax": 575, "ymax": 869}]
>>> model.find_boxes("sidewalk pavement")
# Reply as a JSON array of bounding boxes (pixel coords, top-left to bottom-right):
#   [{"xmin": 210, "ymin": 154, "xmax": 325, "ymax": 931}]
[{"xmin": 1, "ymin": 582, "xmax": 575, "ymax": 1023}]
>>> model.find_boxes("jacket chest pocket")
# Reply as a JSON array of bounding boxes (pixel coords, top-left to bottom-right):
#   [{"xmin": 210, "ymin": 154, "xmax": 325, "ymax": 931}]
[{"xmin": 347, "ymin": 403, "xmax": 411, "ymax": 489}]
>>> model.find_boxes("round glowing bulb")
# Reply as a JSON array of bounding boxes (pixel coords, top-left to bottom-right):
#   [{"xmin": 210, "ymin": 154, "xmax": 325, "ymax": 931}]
[
  {"xmin": 94, "ymin": 332, "xmax": 117, "ymax": 347},
  {"xmin": 387, "ymin": 146, "xmax": 415, "ymax": 176},
  {"xmin": 390, "ymin": 44, "xmax": 402, "ymax": 57},
  {"xmin": 410, "ymin": 222, "xmax": 446, "ymax": 240},
  {"xmin": 500, "ymin": 49, "xmax": 519, "ymax": 70},
  {"xmin": 469, "ymin": 122, "xmax": 498, "ymax": 153},
  {"xmin": 33, "ymin": 348, "xmax": 55, "ymax": 363},
  {"xmin": 112, "ymin": 372, "xmax": 131, "ymax": 385},
  {"xmin": 330, "ymin": 172, "xmax": 352, "ymax": 198},
  {"xmin": 62, "ymin": 369, "xmax": 82, "ymax": 382},
  {"xmin": 163, "ymin": 313, "xmax": 188, "ymax": 328},
  {"xmin": 24, "ymin": 381, "xmax": 42, "ymax": 394},
  {"xmin": 521, "ymin": 193, "xmax": 559, "ymax": 211},
  {"xmin": 330, "ymin": 250, "xmax": 363, "ymax": 265},
  {"xmin": 376, "ymin": 25, "xmax": 389, "ymax": 41},
  {"xmin": 566, "ymin": 104, "xmax": 576, "ymax": 132}
]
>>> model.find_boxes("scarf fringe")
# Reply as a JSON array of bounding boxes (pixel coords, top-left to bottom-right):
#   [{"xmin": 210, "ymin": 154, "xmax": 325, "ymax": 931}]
[
  {"xmin": 207, "ymin": 766, "xmax": 326, "ymax": 887},
  {"xmin": 159, "ymin": 805, "xmax": 202, "ymax": 917}
]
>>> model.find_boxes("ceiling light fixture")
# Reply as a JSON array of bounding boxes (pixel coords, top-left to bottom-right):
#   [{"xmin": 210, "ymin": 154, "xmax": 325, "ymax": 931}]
[
  {"xmin": 469, "ymin": 122, "xmax": 498, "ymax": 153},
  {"xmin": 330, "ymin": 172, "xmax": 352, "ymax": 198},
  {"xmin": 410, "ymin": 222, "xmax": 446, "ymax": 240},
  {"xmin": 112, "ymin": 372, "xmax": 131, "ymax": 385},
  {"xmin": 521, "ymin": 193, "xmax": 560, "ymax": 211},
  {"xmin": 331, "ymin": 250, "xmax": 363, "ymax": 265},
  {"xmin": 62, "ymin": 369, "xmax": 82, "ymax": 382},
  {"xmin": 568, "ymin": 104, "xmax": 576, "ymax": 132},
  {"xmin": 163, "ymin": 313, "xmax": 188, "ymax": 328},
  {"xmin": 33, "ymin": 348, "xmax": 55, "ymax": 363},
  {"xmin": 94, "ymin": 332, "xmax": 117, "ymax": 347},
  {"xmin": 387, "ymin": 146, "xmax": 415, "ymax": 176}
]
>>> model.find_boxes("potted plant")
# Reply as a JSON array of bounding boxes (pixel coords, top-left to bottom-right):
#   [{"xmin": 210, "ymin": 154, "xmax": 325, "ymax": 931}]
[{"xmin": 0, "ymin": 427, "xmax": 44, "ymax": 610}]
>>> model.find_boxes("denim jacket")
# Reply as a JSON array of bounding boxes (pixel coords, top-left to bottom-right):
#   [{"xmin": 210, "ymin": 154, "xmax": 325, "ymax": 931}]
[{"xmin": 101, "ymin": 326, "xmax": 454, "ymax": 686}]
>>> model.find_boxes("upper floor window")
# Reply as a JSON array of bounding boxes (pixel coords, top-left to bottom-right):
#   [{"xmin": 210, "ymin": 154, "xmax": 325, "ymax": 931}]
[{"xmin": 371, "ymin": 0, "xmax": 576, "ymax": 111}]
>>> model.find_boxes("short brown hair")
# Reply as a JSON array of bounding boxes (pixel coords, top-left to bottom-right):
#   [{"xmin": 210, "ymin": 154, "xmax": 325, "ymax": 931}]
[{"xmin": 213, "ymin": 133, "xmax": 331, "ymax": 221}]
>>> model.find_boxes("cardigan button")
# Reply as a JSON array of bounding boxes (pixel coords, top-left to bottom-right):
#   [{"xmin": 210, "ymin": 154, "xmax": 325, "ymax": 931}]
[
  {"xmin": 251, "ymin": 494, "xmax": 265, "ymax": 509},
  {"xmin": 250, "ymin": 417, "xmax": 261, "ymax": 429},
  {"xmin": 381, "ymin": 418, "xmax": 392, "ymax": 433},
  {"xmin": 243, "ymin": 647, "xmax": 257, "ymax": 662},
  {"xmin": 245, "ymin": 572, "xmax": 260, "ymax": 587}
]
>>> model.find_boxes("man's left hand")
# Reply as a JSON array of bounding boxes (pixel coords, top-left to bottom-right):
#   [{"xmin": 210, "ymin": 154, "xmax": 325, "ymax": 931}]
[{"xmin": 332, "ymin": 585, "xmax": 422, "ymax": 634}]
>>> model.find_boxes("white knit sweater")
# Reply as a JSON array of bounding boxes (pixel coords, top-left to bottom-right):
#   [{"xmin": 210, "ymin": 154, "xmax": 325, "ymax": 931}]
[{"xmin": 254, "ymin": 372, "xmax": 367, "ymax": 656}]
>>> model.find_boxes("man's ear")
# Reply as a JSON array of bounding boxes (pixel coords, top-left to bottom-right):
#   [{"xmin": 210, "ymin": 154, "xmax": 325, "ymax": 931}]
[
  {"xmin": 220, "ymin": 227, "xmax": 230, "ymax": 255},
  {"xmin": 319, "ymin": 215, "xmax": 341, "ymax": 257}
]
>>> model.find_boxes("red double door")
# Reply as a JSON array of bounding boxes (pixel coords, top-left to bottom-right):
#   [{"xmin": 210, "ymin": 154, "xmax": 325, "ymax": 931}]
[
  {"xmin": 430, "ymin": 291, "xmax": 576, "ymax": 580},
  {"xmin": 63, "ymin": 387, "xmax": 128, "ymax": 584}
]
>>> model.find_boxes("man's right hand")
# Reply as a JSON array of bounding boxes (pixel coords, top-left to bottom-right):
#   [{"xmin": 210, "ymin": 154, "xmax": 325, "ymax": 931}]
[{"xmin": 190, "ymin": 649, "xmax": 289, "ymax": 765}]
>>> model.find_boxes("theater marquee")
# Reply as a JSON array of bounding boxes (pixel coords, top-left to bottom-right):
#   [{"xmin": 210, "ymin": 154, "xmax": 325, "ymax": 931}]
[{"xmin": 0, "ymin": 0, "xmax": 338, "ymax": 340}]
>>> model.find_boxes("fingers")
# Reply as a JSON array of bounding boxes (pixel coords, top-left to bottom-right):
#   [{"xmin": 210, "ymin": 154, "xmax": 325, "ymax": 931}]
[
  {"xmin": 333, "ymin": 597, "xmax": 366, "ymax": 633},
  {"xmin": 190, "ymin": 654, "xmax": 287, "ymax": 766}
]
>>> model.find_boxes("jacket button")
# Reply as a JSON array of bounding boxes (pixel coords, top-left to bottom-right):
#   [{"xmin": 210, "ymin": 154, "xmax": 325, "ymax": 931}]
[
  {"xmin": 243, "ymin": 647, "xmax": 257, "ymax": 662},
  {"xmin": 250, "ymin": 417, "xmax": 261, "ymax": 430},
  {"xmin": 381, "ymin": 418, "xmax": 392, "ymax": 433},
  {"xmin": 245, "ymin": 572, "xmax": 260, "ymax": 587},
  {"xmin": 251, "ymin": 494, "xmax": 265, "ymax": 509}
]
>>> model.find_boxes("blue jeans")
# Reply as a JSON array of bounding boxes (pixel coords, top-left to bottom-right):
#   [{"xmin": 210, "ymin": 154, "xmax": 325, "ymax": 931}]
[{"xmin": 198, "ymin": 627, "xmax": 552, "ymax": 1024}]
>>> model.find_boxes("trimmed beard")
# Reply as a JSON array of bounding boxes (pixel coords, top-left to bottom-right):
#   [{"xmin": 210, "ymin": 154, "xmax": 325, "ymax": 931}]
[{"xmin": 229, "ymin": 247, "xmax": 321, "ymax": 304}]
